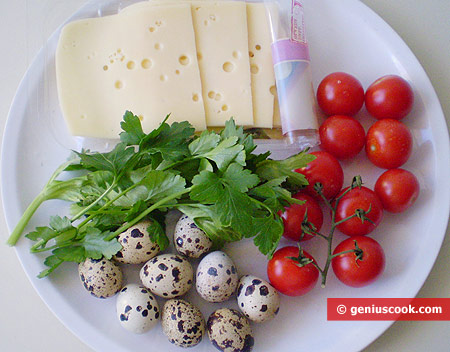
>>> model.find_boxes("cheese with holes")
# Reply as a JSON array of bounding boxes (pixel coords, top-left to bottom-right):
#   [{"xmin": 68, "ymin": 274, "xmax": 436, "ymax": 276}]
[
  {"xmin": 246, "ymin": 2, "xmax": 275, "ymax": 128},
  {"xmin": 56, "ymin": 3, "xmax": 205, "ymax": 139},
  {"xmin": 190, "ymin": 1, "xmax": 253, "ymax": 126},
  {"xmin": 123, "ymin": 0, "xmax": 276, "ymax": 128}
]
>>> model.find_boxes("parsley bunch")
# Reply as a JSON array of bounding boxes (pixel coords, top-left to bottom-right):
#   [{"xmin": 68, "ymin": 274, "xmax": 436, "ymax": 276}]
[{"xmin": 7, "ymin": 112, "xmax": 314, "ymax": 277}]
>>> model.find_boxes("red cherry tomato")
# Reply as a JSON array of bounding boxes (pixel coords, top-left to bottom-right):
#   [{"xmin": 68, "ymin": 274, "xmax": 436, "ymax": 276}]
[
  {"xmin": 295, "ymin": 151, "xmax": 344, "ymax": 200},
  {"xmin": 332, "ymin": 236, "xmax": 385, "ymax": 287},
  {"xmin": 316, "ymin": 72, "xmax": 365, "ymax": 116},
  {"xmin": 374, "ymin": 168, "xmax": 420, "ymax": 213},
  {"xmin": 267, "ymin": 246, "xmax": 319, "ymax": 296},
  {"xmin": 334, "ymin": 186, "xmax": 383, "ymax": 236},
  {"xmin": 280, "ymin": 193, "xmax": 323, "ymax": 241},
  {"xmin": 365, "ymin": 119, "xmax": 413, "ymax": 169},
  {"xmin": 365, "ymin": 75, "xmax": 414, "ymax": 120},
  {"xmin": 319, "ymin": 115, "xmax": 366, "ymax": 159}
]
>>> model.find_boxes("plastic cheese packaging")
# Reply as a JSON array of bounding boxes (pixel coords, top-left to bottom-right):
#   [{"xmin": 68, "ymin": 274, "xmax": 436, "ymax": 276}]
[
  {"xmin": 52, "ymin": 0, "xmax": 319, "ymax": 154},
  {"xmin": 264, "ymin": 0, "xmax": 319, "ymax": 147}
]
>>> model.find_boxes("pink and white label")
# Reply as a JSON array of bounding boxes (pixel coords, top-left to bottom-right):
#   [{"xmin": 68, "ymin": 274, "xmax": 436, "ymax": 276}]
[
  {"xmin": 291, "ymin": 0, "xmax": 307, "ymax": 44},
  {"xmin": 271, "ymin": 39, "xmax": 309, "ymax": 65}
]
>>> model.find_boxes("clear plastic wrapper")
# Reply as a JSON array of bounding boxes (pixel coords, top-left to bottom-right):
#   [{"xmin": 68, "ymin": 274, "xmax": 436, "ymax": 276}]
[{"xmin": 264, "ymin": 0, "xmax": 319, "ymax": 148}]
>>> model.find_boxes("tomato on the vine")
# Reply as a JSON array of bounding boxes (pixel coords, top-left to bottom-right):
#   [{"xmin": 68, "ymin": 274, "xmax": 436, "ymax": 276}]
[
  {"xmin": 316, "ymin": 72, "xmax": 365, "ymax": 116},
  {"xmin": 365, "ymin": 75, "xmax": 414, "ymax": 120},
  {"xmin": 280, "ymin": 193, "xmax": 323, "ymax": 242},
  {"xmin": 267, "ymin": 246, "xmax": 319, "ymax": 296},
  {"xmin": 319, "ymin": 115, "xmax": 366, "ymax": 159},
  {"xmin": 334, "ymin": 186, "xmax": 383, "ymax": 236},
  {"xmin": 295, "ymin": 151, "xmax": 344, "ymax": 200},
  {"xmin": 365, "ymin": 119, "xmax": 413, "ymax": 169},
  {"xmin": 375, "ymin": 168, "xmax": 420, "ymax": 213},
  {"xmin": 332, "ymin": 236, "xmax": 385, "ymax": 287}
]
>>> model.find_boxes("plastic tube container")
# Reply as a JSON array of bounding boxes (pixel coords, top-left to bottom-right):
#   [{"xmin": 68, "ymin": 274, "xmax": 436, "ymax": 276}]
[{"xmin": 264, "ymin": 0, "xmax": 319, "ymax": 148}]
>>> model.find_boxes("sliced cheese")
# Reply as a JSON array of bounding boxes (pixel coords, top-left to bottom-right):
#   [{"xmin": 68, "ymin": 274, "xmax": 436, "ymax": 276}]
[
  {"xmin": 124, "ymin": 1, "xmax": 265, "ymax": 128},
  {"xmin": 190, "ymin": 1, "xmax": 254, "ymax": 126},
  {"xmin": 246, "ymin": 2, "xmax": 275, "ymax": 129},
  {"xmin": 56, "ymin": 3, "xmax": 205, "ymax": 139}
]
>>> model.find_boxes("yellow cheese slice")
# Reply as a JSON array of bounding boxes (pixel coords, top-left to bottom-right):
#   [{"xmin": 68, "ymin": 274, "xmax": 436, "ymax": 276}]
[
  {"xmin": 247, "ymin": 2, "xmax": 276, "ymax": 129},
  {"xmin": 190, "ymin": 0, "xmax": 254, "ymax": 126},
  {"xmin": 56, "ymin": 3, "xmax": 205, "ymax": 139}
]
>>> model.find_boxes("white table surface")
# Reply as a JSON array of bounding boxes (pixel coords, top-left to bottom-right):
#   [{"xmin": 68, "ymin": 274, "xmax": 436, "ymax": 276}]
[{"xmin": 0, "ymin": 1, "xmax": 449, "ymax": 351}]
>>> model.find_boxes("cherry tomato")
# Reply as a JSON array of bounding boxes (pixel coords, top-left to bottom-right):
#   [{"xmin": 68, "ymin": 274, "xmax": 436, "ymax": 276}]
[
  {"xmin": 280, "ymin": 193, "xmax": 323, "ymax": 241},
  {"xmin": 365, "ymin": 75, "xmax": 414, "ymax": 120},
  {"xmin": 316, "ymin": 72, "xmax": 365, "ymax": 116},
  {"xmin": 267, "ymin": 246, "xmax": 319, "ymax": 296},
  {"xmin": 332, "ymin": 236, "xmax": 385, "ymax": 287},
  {"xmin": 334, "ymin": 186, "xmax": 383, "ymax": 236},
  {"xmin": 295, "ymin": 151, "xmax": 344, "ymax": 200},
  {"xmin": 319, "ymin": 115, "xmax": 366, "ymax": 159},
  {"xmin": 374, "ymin": 168, "xmax": 420, "ymax": 213},
  {"xmin": 365, "ymin": 119, "xmax": 413, "ymax": 169}
]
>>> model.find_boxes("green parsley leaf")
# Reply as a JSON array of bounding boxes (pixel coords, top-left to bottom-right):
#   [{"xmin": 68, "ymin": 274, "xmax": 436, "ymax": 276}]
[
  {"xmin": 255, "ymin": 150, "xmax": 316, "ymax": 187},
  {"xmin": 190, "ymin": 170, "xmax": 223, "ymax": 204},
  {"xmin": 118, "ymin": 170, "xmax": 186, "ymax": 206},
  {"xmin": 222, "ymin": 163, "xmax": 259, "ymax": 193},
  {"xmin": 220, "ymin": 119, "xmax": 256, "ymax": 154},
  {"xmin": 189, "ymin": 130, "xmax": 221, "ymax": 156},
  {"xmin": 120, "ymin": 111, "xmax": 146, "ymax": 145},
  {"xmin": 146, "ymin": 219, "xmax": 169, "ymax": 251},
  {"xmin": 202, "ymin": 137, "xmax": 245, "ymax": 171},
  {"xmin": 82, "ymin": 227, "xmax": 122, "ymax": 259},
  {"xmin": 37, "ymin": 255, "xmax": 64, "ymax": 278},
  {"xmin": 253, "ymin": 215, "xmax": 284, "ymax": 256},
  {"xmin": 140, "ymin": 120, "xmax": 195, "ymax": 162},
  {"xmin": 76, "ymin": 143, "xmax": 135, "ymax": 176}
]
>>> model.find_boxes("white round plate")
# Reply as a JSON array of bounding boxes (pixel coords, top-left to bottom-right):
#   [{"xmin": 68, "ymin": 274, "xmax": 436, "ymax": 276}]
[{"xmin": 2, "ymin": 0, "xmax": 449, "ymax": 351}]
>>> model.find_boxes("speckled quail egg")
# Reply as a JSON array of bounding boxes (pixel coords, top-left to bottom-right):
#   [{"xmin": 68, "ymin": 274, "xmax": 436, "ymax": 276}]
[
  {"xmin": 196, "ymin": 251, "xmax": 239, "ymax": 303},
  {"xmin": 78, "ymin": 258, "xmax": 123, "ymax": 298},
  {"xmin": 174, "ymin": 214, "xmax": 213, "ymax": 258},
  {"xmin": 237, "ymin": 275, "xmax": 280, "ymax": 323},
  {"xmin": 207, "ymin": 308, "xmax": 254, "ymax": 352},
  {"xmin": 161, "ymin": 299, "xmax": 205, "ymax": 348},
  {"xmin": 140, "ymin": 254, "xmax": 193, "ymax": 298},
  {"xmin": 113, "ymin": 220, "xmax": 160, "ymax": 264},
  {"xmin": 116, "ymin": 284, "xmax": 160, "ymax": 334}
]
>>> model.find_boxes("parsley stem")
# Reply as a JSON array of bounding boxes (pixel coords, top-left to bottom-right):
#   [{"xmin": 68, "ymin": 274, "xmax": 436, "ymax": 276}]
[
  {"xmin": 6, "ymin": 192, "xmax": 47, "ymax": 246},
  {"xmin": 75, "ymin": 183, "xmax": 141, "ymax": 229},
  {"xmin": 70, "ymin": 179, "xmax": 118, "ymax": 222},
  {"xmin": 160, "ymin": 157, "xmax": 195, "ymax": 171},
  {"xmin": 6, "ymin": 159, "xmax": 75, "ymax": 246},
  {"xmin": 105, "ymin": 187, "xmax": 192, "ymax": 241}
]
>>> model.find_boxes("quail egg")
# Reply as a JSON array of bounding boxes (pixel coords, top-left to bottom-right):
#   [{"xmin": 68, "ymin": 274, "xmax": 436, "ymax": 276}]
[
  {"xmin": 207, "ymin": 308, "xmax": 254, "ymax": 352},
  {"xmin": 196, "ymin": 251, "xmax": 239, "ymax": 303},
  {"xmin": 174, "ymin": 214, "xmax": 212, "ymax": 258},
  {"xmin": 116, "ymin": 284, "xmax": 160, "ymax": 334},
  {"xmin": 161, "ymin": 299, "xmax": 205, "ymax": 348},
  {"xmin": 140, "ymin": 254, "xmax": 193, "ymax": 298},
  {"xmin": 237, "ymin": 275, "xmax": 280, "ymax": 323},
  {"xmin": 113, "ymin": 219, "xmax": 160, "ymax": 264},
  {"xmin": 78, "ymin": 258, "xmax": 123, "ymax": 298}
]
